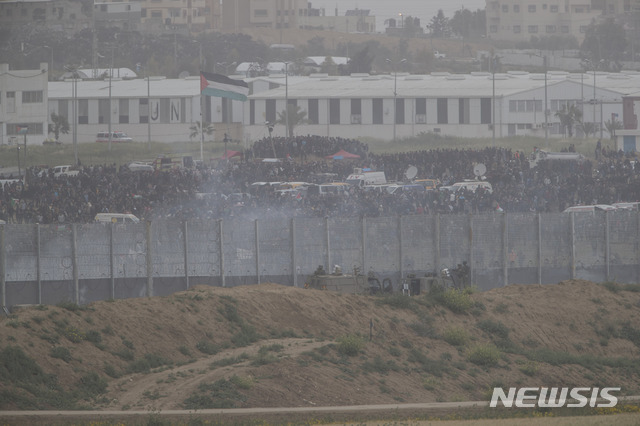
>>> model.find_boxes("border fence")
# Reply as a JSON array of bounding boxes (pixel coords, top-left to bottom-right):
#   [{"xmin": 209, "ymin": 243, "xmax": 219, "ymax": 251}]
[{"xmin": 1, "ymin": 211, "xmax": 639, "ymax": 308}]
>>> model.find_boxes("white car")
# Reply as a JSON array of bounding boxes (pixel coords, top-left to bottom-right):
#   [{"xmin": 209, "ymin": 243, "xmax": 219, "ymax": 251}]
[{"xmin": 128, "ymin": 162, "xmax": 154, "ymax": 172}]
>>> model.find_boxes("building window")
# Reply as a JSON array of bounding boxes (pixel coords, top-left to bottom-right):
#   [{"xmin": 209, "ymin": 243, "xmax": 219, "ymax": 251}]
[
  {"xmin": 150, "ymin": 10, "xmax": 162, "ymax": 18},
  {"xmin": 22, "ymin": 90, "xmax": 43, "ymax": 103},
  {"xmin": 329, "ymin": 99, "xmax": 340, "ymax": 124},
  {"xmin": 372, "ymin": 98, "xmax": 383, "ymax": 124},
  {"xmin": 415, "ymin": 98, "xmax": 426, "ymax": 123},
  {"xmin": 546, "ymin": 25, "xmax": 556, "ymax": 33},
  {"xmin": 528, "ymin": 25, "xmax": 538, "ymax": 33},
  {"xmin": 509, "ymin": 100, "xmax": 517, "ymax": 112},
  {"xmin": 543, "ymin": 3, "xmax": 547, "ymax": 9},
  {"xmin": 575, "ymin": 7, "xmax": 584, "ymax": 13},
  {"xmin": 513, "ymin": 4, "xmax": 520, "ymax": 12},
  {"xmin": 550, "ymin": 5, "xmax": 558, "ymax": 12},
  {"xmin": 78, "ymin": 99, "xmax": 88, "ymax": 124},
  {"xmin": 502, "ymin": 5, "xmax": 508, "ymax": 12},
  {"xmin": 395, "ymin": 99, "xmax": 404, "ymax": 124},
  {"xmin": 7, "ymin": 91, "xmax": 15, "ymax": 113},
  {"xmin": 98, "ymin": 99, "xmax": 109, "ymax": 124},
  {"xmin": 580, "ymin": 25, "xmax": 587, "ymax": 33},
  {"xmin": 490, "ymin": 25, "xmax": 498, "ymax": 33},
  {"xmin": 437, "ymin": 98, "xmax": 448, "ymax": 124},
  {"xmin": 518, "ymin": 100, "xmax": 526, "ymax": 112},
  {"xmin": 459, "ymin": 98, "xmax": 470, "ymax": 124},
  {"xmin": 265, "ymin": 99, "xmax": 276, "ymax": 123},
  {"xmin": 351, "ymin": 98, "xmax": 361, "ymax": 124},
  {"xmin": 254, "ymin": 9, "xmax": 268, "ymax": 17},
  {"xmin": 528, "ymin": 5, "xmax": 536, "ymax": 12},
  {"xmin": 249, "ymin": 100, "xmax": 255, "ymax": 125},
  {"xmin": 513, "ymin": 25, "xmax": 521, "ymax": 34},
  {"xmin": 140, "ymin": 98, "xmax": 149, "ymax": 124},
  {"xmin": 561, "ymin": 25, "xmax": 570, "ymax": 33},
  {"xmin": 481, "ymin": 98, "xmax": 492, "ymax": 124},
  {"xmin": 119, "ymin": 99, "xmax": 129, "ymax": 124},
  {"xmin": 308, "ymin": 98, "xmax": 319, "ymax": 124}
]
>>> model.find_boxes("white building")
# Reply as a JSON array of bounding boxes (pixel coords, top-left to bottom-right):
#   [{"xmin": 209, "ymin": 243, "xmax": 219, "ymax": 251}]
[
  {"xmin": 0, "ymin": 63, "xmax": 49, "ymax": 146},
  {"xmin": 242, "ymin": 71, "xmax": 636, "ymax": 142},
  {"xmin": 47, "ymin": 76, "xmax": 246, "ymax": 144},
  {"xmin": 6, "ymin": 64, "xmax": 640, "ymax": 147}
]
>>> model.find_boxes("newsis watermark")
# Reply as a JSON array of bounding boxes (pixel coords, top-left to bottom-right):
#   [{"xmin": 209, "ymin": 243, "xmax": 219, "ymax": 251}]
[{"xmin": 490, "ymin": 387, "xmax": 621, "ymax": 408}]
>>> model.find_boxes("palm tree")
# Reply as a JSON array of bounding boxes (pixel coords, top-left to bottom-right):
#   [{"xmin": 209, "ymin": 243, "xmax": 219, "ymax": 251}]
[
  {"xmin": 48, "ymin": 112, "xmax": 69, "ymax": 141},
  {"xmin": 555, "ymin": 104, "xmax": 582, "ymax": 137},
  {"xmin": 604, "ymin": 118, "xmax": 623, "ymax": 140},
  {"xmin": 578, "ymin": 121, "xmax": 598, "ymax": 138},
  {"xmin": 276, "ymin": 105, "xmax": 307, "ymax": 138},
  {"xmin": 189, "ymin": 121, "xmax": 214, "ymax": 141}
]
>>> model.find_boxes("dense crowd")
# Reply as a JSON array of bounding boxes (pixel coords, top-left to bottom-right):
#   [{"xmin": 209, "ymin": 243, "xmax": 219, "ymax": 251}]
[{"xmin": 0, "ymin": 135, "xmax": 638, "ymax": 224}]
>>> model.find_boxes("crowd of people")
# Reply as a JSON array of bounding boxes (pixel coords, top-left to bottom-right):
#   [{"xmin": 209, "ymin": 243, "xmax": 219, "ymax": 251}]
[{"xmin": 0, "ymin": 135, "xmax": 638, "ymax": 224}]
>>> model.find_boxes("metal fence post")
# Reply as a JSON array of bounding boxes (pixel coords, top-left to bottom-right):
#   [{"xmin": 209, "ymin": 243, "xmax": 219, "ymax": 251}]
[
  {"xmin": 219, "ymin": 219, "xmax": 225, "ymax": 287},
  {"xmin": 469, "ymin": 214, "xmax": 474, "ymax": 286},
  {"xmin": 36, "ymin": 224, "xmax": 41, "ymax": 304},
  {"xmin": 146, "ymin": 220, "xmax": 153, "ymax": 297},
  {"xmin": 255, "ymin": 219, "xmax": 260, "ymax": 284},
  {"xmin": 398, "ymin": 216, "xmax": 403, "ymax": 279},
  {"xmin": 291, "ymin": 218, "xmax": 297, "ymax": 287},
  {"xmin": 110, "ymin": 223, "xmax": 115, "ymax": 300},
  {"xmin": 502, "ymin": 213, "xmax": 508, "ymax": 287},
  {"xmin": 183, "ymin": 221, "xmax": 189, "ymax": 290},
  {"xmin": 537, "ymin": 213, "xmax": 542, "ymax": 285},
  {"xmin": 0, "ymin": 225, "xmax": 5, "ymax": 309},
  {"xmin": 605, "ymin": 211, "xmax": 610, "ymax": 281},
  {"xmin": 72, "ymin": 224, "xmax": 79, "ymax": 304},
  {"xmin": 570, "ymin": 212, "xmax": 576, "ymax": 280},
  {"xmin": 361, "ymin": 216, "xmax": 366, "ymax": 273},
  {"xmin": 435, "ymin": 214, "xmax": 441, "ymax": 271},
  {"xmin": 325, "ymin": 217, "xmax": 330, "ymax": 270}
]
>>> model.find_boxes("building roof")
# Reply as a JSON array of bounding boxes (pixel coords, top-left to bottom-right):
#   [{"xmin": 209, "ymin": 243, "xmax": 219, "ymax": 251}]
[
  {"xmin": 59, "ymin": 68, "xmax": 137, "ymax": 80},
  {"xmin": 250, "ymin": 71, "xmax": 640, "ymax": 100},
  {"xmin": 47, "ymin": 71, "xmax": 640, "ymax": 100}
]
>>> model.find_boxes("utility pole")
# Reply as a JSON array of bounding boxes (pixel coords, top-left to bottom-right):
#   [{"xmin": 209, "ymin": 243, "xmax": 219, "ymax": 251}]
[{"xmin": 385, "ymin": 58, "xmax": 406, "ymax": 142}]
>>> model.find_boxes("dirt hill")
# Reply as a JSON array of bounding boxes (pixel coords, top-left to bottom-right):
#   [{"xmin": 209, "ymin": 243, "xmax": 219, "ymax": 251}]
[{"xmin": 1, "ymin": 280, "xmax": 640, "ymax": 415}]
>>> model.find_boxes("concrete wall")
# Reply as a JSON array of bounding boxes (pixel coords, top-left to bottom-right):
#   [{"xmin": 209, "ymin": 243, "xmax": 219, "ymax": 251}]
[{"xmin": 2, "ymin": 211, "xmax": 638, "ymax": 308}]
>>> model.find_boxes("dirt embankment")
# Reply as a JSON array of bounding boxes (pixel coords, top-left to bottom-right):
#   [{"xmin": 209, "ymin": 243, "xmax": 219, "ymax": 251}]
[{"xmin": 0, "ymin": 280, "xmax": 639, "ymax": 413}]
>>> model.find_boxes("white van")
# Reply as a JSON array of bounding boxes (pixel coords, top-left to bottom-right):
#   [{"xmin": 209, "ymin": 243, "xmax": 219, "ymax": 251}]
[
  {"xmin": 96, "ymin": 131, "xmax": 133, "ymax": 143},
  {"xmin": 451, "ymin": 180, "xmax": 493, "ymax": 194},
  {"xmin": 94, "ymin": 213, "xmax": 140, "ymax": 224},
  {"xmin": 346, "ymin": 169, "xmax": 387, "ymax": 187}
]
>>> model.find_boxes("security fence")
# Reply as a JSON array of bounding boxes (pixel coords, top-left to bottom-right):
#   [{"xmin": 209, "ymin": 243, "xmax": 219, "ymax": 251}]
[{"xmin": 1, "ymin": 211, "xmax": 639, "ymax": 308}]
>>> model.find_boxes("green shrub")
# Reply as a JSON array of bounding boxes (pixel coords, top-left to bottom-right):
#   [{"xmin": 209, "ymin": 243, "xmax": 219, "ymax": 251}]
[
  {"xmin": 178, "ymin": 345, "xmax": 192, "ymax": 357},
  {"xmin": 336, "ymin": 334, "xmax": 366, "ymax": 357},
  {"xmin": 477, "ymin": 319, "xmax": 510, "ymax": 339},
  {"xmin": 376, "ymin": 294, "xmax": 415, "ymax": 310},
  {"xmin": 61, "ymin": 327, "xmax": 85, "ymax": 343},
  {"xmin": 519, "ymin": 361, "xmax": 539, "ymax": 376},
  {"xmin": 50, "ymin": 346, "xmax": 72, "ymax": 363},
  {"xmin": 84, "ymin": 330, "xmax": 102, "ymax": 344},
  {"xmin": 113, "ymin": 348, "xmax": 134, "ymax": 361},
  {"xmin": 443, "ymin": 326, "xmax": 470, "ymax": 346},
  {"xmin": 230, "ymin": 324, "xmax": 260, "ymax": 347},
  {"xmin": 196, "ymin": 340, "xmax": 220, "ymax": 355},
  {"xmin": 103, "ymin": 363, "xmax": 120, "ymax": 378},
  {"xmin": 432, "ymin": 288, "xmax": 474, "ymax": 314},
  {"xmin": 56, "ymin": 301, "xmax": 84, "ymax": 312},
  {"xmin": 78, "ymin": 371, "xmax": 107, "ymax": 398},
  {"xmin": 127, "ymin": 353, "xmax": 171, "ymax": 373},
  {"xmin": 407, "ymin": 348, "xmax": 448, "ymax": 376},
  {"xmin": 467, "ymin": 344, "xmax": 501, "ymax": 367}
]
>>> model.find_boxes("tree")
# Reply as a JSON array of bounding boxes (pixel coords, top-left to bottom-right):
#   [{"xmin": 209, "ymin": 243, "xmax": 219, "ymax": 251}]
[
  {"xmin": 48, "ymin": 112, "xmax": 69, "ymax": 140},
  {"xmin": 604, "ymin": 118, "xmax": 623, "ymax": 139},
  {"xmin": 276, "ymin": 104, "xmax": 307, "ymax": 137},
  {"xmin": 320, "ymin": 56, "xmax": 338, "ymax": 75},
  {"xmin": 427, "ymin": 9, "xmax": 451, "ymax": 38},
  {"xmin": 555, "ymin": 104, "xmax": 582, "ymax": 137},
  {"xmin": 581, "ymin": 18, "xmax": 627, "ymax": 66},
  {"xmin": 189, "ymin": 121, "xmax": 214, "ymax": 141},
  {"xmin": 578, "ymin": 121, "xmax": 598, "ymax": 138},
  {"xmin": 347, "ymin": 46, "xmax": 374, "ymax": 74},
  {"xmin": 449, "ymin": 8, "xmax": 486, "ymax": 40}
]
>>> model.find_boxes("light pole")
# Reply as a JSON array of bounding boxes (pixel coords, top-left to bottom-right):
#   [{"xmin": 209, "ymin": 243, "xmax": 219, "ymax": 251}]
[
  {"xmin": 108, "ymin": 47, "xmax": 114, "ymax": 152},
  {"xmin": 490, "ymin": 55, "xmax": 496, "ymax": 146},
  {"xmin": 194, "ymin": 40, "xmax": 205, "ymax": 163},
  {"xmin": 284, "ymin": 61, "xmax": 290, "ymax": 138},
  {"xmin": 64, "ymin": 65, "xmax": 79, "ymax": 166},
  {"xmin": 266, "ymin": 121, "xmax": 276, "ymax": 158},
  {"xmin": 17, "ymin": 146, "xmax": 21, "ymax": 178},
  {"xmin": 386, "ymin": 58, "xmax": 406, "ymax": 142}
]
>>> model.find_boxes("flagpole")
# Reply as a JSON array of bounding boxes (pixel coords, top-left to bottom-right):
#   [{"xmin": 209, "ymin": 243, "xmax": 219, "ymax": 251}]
[{"xmin": 200, "ymin": 91, "xmax": 204, "ymax": 164}]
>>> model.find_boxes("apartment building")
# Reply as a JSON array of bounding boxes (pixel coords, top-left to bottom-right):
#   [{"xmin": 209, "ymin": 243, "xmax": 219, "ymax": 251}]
[
  {"xmin": 486, "ymin": 0, "xmax": 638, "ymax": 44},
  {"xmin": 0, "ymin": 0, "xmax": 92, "ymax": 33},
  {"xmin": 221, "ymin": 0, "xmax": 307, "ymax": 32}
]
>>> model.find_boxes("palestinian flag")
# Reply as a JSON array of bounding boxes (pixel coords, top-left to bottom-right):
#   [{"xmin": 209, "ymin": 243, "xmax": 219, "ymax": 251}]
[{"xmin": 200, "ymin": 71, "xmax": 249, "ymax": 101}]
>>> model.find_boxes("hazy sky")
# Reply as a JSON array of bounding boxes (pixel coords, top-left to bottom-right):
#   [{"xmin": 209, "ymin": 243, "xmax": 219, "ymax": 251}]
[{"xmin": 309, "ymin": 0, "xmax": 486, "ymax": 31}]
